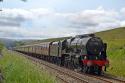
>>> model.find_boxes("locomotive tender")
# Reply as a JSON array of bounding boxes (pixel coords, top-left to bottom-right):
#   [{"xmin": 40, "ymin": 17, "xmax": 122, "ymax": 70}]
[{"xmin": 15, "ymin": 34, "xmax": 109, "ymax": 75}]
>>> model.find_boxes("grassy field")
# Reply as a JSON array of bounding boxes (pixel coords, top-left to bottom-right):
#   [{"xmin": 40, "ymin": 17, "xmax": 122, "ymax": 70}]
[
  {"xmin": 96, "ymin": 27, "xmax": 125, "ymax": 77},
  {"xmin": 0, "ymin": 49, "xmax": 56, "ymax": 83}
]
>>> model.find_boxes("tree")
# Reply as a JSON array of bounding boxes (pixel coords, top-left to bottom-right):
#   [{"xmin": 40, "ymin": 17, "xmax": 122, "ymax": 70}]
[{"xmin": 0, "ymin": 42, "xmax": 4, "ymax": 53}]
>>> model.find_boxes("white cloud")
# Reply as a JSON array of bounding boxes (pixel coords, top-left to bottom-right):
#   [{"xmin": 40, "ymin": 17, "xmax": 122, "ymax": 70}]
[
  {"xmin": 0, "ymin": 7, "xmax": 125, "ymax": 39},
  {"xmin": 0, "ymin": 8, "xmax": 54, "ymax": 27},
  {"xmin": 120, "ymin": 21, "xmax": 125, "ymax": 27},
  {"xmin": 68, "ymin": 7, "xmax": 120, "ymax": 28},
  {"xmin": 121, "ymin": 7, "xmax": 125, "ymax": 14}
]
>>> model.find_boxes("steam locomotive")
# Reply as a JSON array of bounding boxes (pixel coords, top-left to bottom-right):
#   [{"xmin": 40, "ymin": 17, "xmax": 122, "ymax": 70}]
[{"xmin": 15, "ymin": 34, "xmax": 109, "ymax": 75}]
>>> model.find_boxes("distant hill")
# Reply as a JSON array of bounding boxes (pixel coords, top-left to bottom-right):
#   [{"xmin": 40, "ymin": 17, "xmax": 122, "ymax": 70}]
[
  {"xmin": 96, "ymin": 27, "xmax": 125, "ymax": 40},
  {"xmin": 0, "ymin": 38, "xmax": 16, "ymax": 49},
  {"xmin": 21, "ymin": 27, "xmax": 125, "ymax": 47}
]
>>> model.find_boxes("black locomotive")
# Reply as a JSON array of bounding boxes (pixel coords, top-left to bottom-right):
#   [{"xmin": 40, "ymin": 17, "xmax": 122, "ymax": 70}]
[{"xmin": 15, "ymin": 34, "xmax": 109, "ymax": 75}]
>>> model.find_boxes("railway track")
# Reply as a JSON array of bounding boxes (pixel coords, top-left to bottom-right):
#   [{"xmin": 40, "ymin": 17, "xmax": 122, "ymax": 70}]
[
  {"xmin": 101, "ymin": 74, "xmax": 125, "ymax": 83},
  {"xmin": 85, "ymin": 73, "xmax": 125, "ymax": 83},
  {"xmin": 12, "ymin": 51, "xmax": 125, "ymax": 83}
]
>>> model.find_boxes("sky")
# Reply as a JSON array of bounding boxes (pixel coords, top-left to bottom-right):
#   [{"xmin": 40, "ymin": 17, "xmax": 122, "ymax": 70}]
[{"xmin": 0, "ymin": 0, "xmax": 125, "ymax": 39}]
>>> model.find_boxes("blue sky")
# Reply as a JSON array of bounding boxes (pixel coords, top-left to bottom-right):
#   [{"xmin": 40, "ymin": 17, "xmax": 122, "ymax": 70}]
[
  {"xmin": 2, "ymin": 0, "xmax": 125, "ymax": 11},
  {"xmin": 0, "ymin": 0, "xmax": 125, "ymax": 39}
]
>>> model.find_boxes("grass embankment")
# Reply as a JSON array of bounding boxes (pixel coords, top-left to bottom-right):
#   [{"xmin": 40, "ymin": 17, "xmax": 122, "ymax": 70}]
[
  {"xmin": 96, "ymin": 27, "xmax": 125, "ymax": 77},
  {"xmin": 0, "ymin": 49, "xmax": 56, "ymax": 83}
]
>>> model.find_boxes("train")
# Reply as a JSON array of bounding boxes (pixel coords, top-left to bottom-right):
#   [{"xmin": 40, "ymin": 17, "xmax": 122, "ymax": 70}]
[{"xmin": 14, "ymin": 34, "xmax": 109, "ymax": 75}]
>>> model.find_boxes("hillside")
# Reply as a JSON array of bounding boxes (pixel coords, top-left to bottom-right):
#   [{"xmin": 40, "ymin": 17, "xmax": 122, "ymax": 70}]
[
  {"xmin": 96, "ymin": 27, "xmax": 125, "ymax": 77},
  {"xmin": 96, "ymin": 27, "xmax": 125, "ymax": 40},
  {"xmin": 0, "ymin": 38, "xmax": 16, "ymax": 49},
  {"xmin": 96, "ymin": 27, "xmax": 125, "ymax": 50}
]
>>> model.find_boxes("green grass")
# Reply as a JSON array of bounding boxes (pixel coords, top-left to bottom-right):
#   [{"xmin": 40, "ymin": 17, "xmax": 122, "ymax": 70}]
[
  {"xmin": 96, "ymin": 27, "xmax": 125, "ymax": 40},
  {"xmin": 0, "ymin": 49, "xmax": 56, "ymax": 83},
  {"xmin": 107, "ymin": 48, "xmax": 125, "ymax": 77}
]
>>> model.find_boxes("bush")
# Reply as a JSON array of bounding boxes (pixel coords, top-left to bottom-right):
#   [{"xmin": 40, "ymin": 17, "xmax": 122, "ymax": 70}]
[{"xmin": 0, "ymin": 42, "xmax": 4, "ymax": 53}]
